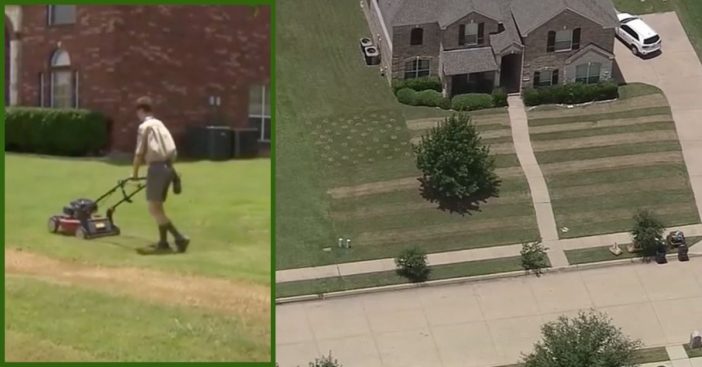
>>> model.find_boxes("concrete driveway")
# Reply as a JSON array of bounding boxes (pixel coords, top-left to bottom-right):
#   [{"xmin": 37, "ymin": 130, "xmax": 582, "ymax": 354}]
[
  {"xmin": 614, "ymin": 12, "xmax": 702, "ymax": 221},
  {"xmin": 277, "ymin": 260, "xmax": 702, "ymax": 367}
]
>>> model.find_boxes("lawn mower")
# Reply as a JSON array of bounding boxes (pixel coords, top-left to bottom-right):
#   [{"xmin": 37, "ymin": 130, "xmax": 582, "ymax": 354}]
[{"xmin": 48, "ymin": 177, "xmax": 146, "ymax": 239}]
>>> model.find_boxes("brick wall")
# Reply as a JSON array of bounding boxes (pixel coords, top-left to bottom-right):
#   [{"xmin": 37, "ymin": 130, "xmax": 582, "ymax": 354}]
[
  {"xmin": 521, "ymin": 9, "xmax": 614, "ymax": 88},
  {"xmin": 18, "ymin": 5, "xmax": 270, "ymax": 153},
  {"xmin": 391, "ymin": 23, "xmax": 441, "ymax": 81},
  {"xmin": 441, "ymin": 13, "xmax": 500, "ymax": 51}
]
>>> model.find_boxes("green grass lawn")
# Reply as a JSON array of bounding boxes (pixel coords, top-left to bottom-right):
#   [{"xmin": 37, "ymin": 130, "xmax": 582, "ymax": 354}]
[
  {"xmin": 5, "ymin": 154, "xmax": 270, "ymax": 282},
  {"xmin": 276, "ymin": 0, "xmax": 538, "ymax": 269},
  {"xmin": 685, "ymin": 343, "xmax": 702, "ymax": 358},
  {"xmin": 528, "ymin": 86, "xmax": 700, "ymax": 239},
  {"xmin": 565, "ymin": 236, "xmax": 702, "ymax": 265},
  {"xmin": 5, "ymin": 153, "xmax": 271, "ymax": 362},
  {"xmin": 6, "ymin": 276, "xmax": 269, "ymax": 362},
  {"xmin": 496, "ymin": 346, "xmax": 669, "ymax": 367},
  {"xmin": 277, "ymin": 256, "xmax": 529, "ymax": 298}
]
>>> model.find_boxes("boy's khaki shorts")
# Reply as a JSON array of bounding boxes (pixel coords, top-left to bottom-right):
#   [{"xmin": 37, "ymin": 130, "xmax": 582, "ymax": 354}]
[{"xmin": 146, "ymin": 162, "xmax": 174, "ymax": 202}]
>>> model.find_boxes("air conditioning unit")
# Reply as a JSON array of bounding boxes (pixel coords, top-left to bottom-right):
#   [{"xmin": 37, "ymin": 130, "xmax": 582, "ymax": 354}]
[
  {"xmin": 364, "ymin": 46, "xmax": 380, "ymax": 65},
  {"xmin": 360, "ymin": 37, "xmax": 373, "ymax": 50}
]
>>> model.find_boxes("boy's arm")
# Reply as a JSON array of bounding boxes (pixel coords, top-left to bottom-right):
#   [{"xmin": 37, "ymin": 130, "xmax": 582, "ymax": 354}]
[{"xmin": 132, "ymin": 126, "xmax": 148, "ymax": 178}]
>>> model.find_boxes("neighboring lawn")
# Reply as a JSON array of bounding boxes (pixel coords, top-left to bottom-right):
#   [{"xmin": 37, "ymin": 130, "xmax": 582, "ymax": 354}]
[
  {"xmin": 612, "ymin": 0, "xmax": 674, "ymax": 14},
  {"xmin": 685, "ymin": 343, "xmax": 702, "ymax": 358},
  {"xmin": 276, "ymin": 0, "xmax": 538, "ymax": 269},
  {"xmin": 276, "ymin": 256, "xmax": 529, "ymax": 298},
  {"xmin": 5, "ymin": 276, "xmax": 269, "ymax": 362},
  {"xmin": 565, "ymin": 236, "xmax": 702, "ymax": 265},
  {"xmin": 528, "ymin": 86, "xmax": 700, "ymax": 239},
  {"xmin": 4, "ymin": 154, "xmax": 271, "ymax": 283}
]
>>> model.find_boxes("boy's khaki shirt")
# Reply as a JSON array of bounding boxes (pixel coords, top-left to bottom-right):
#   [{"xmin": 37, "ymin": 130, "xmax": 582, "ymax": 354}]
[{"xmin": 135, "ymin": 116, "xmax": 177, "ymax": 164}]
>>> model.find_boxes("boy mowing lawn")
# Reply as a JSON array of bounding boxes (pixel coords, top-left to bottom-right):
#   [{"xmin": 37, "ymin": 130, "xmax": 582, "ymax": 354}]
[{"xmin": 132, "ymin": 96, "xmax": 190, "ymax": 254}]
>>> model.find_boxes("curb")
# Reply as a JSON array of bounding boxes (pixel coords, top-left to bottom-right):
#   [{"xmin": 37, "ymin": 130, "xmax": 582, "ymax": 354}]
[{"xmin": 276, "ymin": 252, "xmax": 700, "ymax": 305}]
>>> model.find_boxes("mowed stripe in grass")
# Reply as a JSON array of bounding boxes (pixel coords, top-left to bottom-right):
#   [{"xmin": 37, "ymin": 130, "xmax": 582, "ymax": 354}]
[
  {"xmin": 528, "ymin": 89, "xmax": 700, "ymax": 238},
  {"xmin": 6, "ymin": 275, "xmax": 270, "ymax": 362}
]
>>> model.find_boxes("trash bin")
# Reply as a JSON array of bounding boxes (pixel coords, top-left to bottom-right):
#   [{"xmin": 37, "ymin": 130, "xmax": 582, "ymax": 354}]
[
  {"xmin": 186, "ymin": 125, "xmax": 233, "ymax": 160},
  {"xmin": 232, "ymin": 128, "xmax": 259, "ymax": 158},
  {"xmin": 655, "ymin": 242, "xmax": 668, "ymax": 264},
  {"xmin": 678, "ymin": 244, "xmax": 689, "ymax": 262}
]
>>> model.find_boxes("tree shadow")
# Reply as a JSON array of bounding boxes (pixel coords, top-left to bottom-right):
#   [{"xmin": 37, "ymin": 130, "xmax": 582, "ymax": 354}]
[{"xmin": 418, "ymin": 178, "xmax": 501, "ymax": 216}]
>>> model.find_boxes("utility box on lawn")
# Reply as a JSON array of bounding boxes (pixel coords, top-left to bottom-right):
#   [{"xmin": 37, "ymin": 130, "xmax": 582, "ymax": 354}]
[
  {"xmin": 186, "ymin": 125, "xmax": 233, "ymax": 160},
  {"xmin": 232, "ymin": 128, "xmax": 259, "ymax": 158}
]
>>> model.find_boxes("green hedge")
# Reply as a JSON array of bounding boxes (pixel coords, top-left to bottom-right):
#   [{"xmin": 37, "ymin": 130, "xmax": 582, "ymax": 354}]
[
  {"xmin": 492, "ymin": 88, "xmax": 508, "ymax": 107},
  {"xmin": 392, "ymin": 76, "xmax": 442, "ymax": 93},
  {"xmin": 396, "ymin": 88, "xmax": 451, "ymax": 109},
  {"xmin": 5, "ymin": 107, "xmax": 108, "ymax": 156},
  {"xmin": 451, "ymin": 93, "xmax": 495, "ymax": 111},
  {"xmin": 522, "ymin": 81, "xmax": 619, "ymax": 106}
]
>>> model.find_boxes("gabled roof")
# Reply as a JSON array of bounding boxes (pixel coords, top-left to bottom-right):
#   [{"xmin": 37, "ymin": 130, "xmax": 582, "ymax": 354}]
[
  {"xmin": 510, "ymin": 0, "xmax": 619, "ymax": 36},
  {"xmin": 565, "ymin": 43, "xmax": 615, "ymax": 64},
  {"xmin": 379, "ymin": 0, "xmax": 503, "ymax": 28},
  {"xmin": 442, "ymin": 47, "xmax": 498, "ymax": 75}
]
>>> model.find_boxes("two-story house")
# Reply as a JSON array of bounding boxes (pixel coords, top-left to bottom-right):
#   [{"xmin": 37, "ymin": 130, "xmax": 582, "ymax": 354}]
[
  {"xmin": 365, "ymin": 0, "xmax": 619, "ymax": 97},
  {"xmin": 4, "ymin": 5, "xmax": 271, "ymax": 153}
]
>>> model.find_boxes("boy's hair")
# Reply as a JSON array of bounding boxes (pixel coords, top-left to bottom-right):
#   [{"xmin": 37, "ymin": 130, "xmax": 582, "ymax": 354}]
[{"xmin": 136, "ymin": 96, "xmax": 153, "ymax": 113}]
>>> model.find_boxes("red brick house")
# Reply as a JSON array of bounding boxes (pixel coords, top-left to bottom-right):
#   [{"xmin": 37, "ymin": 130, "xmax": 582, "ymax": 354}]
[{"xmin": 4, "ymin": 5, "xmax": 271, "ymax": 153}]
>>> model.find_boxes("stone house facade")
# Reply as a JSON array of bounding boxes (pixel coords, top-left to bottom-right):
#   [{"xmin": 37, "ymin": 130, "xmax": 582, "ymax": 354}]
[
  {"xmin": 364, "ymin": 0, "xmax": 618, "ymax": 97},
  {"xmin": 4, "ymin": 5, "xmax": 271, "ymax": 153}
]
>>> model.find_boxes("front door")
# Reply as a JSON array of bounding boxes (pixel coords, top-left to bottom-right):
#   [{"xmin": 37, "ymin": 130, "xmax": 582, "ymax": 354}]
[{"xmin": 499, "ymin": 53, "xmax": 522, "ymax": 94}]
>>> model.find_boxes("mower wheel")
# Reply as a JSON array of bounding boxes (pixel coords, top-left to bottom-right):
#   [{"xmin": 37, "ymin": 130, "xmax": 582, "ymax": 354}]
[
  {"xmin": 75, "ymin": 227, "xmax": 86, "ymax": 239},
  {"xmin": 47, "ymin": 216, "xmax": 60, "ymax": 233}
]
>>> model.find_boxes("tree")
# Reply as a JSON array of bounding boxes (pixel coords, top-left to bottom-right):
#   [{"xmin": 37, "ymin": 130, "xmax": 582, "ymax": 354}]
[
  {"xmin": 631, "ymin": 209, "xmax": 665, "ymax": 258},
  {"xmin": 520, "ymin": 238, "xmax": 549, "ymax": 276},
  {"xmin": 395, "ymin": 246, "xmax": 430, "ymax": 282},
  {"xmin": 309, "ymin": 351, "xmax": 342, "ymax": 367},
  {"xmin": 523, "ymin": 310, "xmax": 642, "ymax": 367},
  {"xmin": 414, "ymin": 113, "xmax": 501, "ymax": 214}
]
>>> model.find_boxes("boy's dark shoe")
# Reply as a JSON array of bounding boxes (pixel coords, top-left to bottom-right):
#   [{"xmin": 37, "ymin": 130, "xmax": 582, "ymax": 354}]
[{"xmin": 175, "ymin": 237, "xmax": 190, "ymax": 253}]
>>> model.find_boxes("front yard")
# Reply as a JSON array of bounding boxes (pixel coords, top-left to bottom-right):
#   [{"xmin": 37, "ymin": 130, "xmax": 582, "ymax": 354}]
[{"xmin": 528, "ymin": 84, "xmax": 700, "ymax": 238}]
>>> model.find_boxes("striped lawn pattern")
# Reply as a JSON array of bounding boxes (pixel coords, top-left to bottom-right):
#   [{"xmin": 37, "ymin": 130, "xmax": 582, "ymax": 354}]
[{"xmin": 528, "ymin": 93, "xmax": 700, "ymax": 238}]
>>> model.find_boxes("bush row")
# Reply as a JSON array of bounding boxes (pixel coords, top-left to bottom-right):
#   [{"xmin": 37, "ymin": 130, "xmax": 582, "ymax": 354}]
[
  {"xmin": 522, "ymin": 81, "xmax": 618, "ymax": 106},
  {"xmin": 392, "ymin": 76, "xmax": 442, "ymax": 93},
  {"xmin": 5, "ymin": 107, "xmax": 108, "ymax": 156},
  {"xmin": 395, "ymin": 86, "xmax": 508, "ymax": 111}
]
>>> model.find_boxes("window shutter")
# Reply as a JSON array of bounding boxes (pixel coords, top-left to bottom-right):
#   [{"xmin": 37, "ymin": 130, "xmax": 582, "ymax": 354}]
[
  {"xmin": 547, "ymin": 31, "xmax": 556, "ymax": 52},
  {"xmin": 39, "ymin": 73, "xmax": 45, "ymax": 107},
  {"xmin": 572, "ymin": 28, "xmax": 581, "ymax": 50},
  {"xmin": 477, "ymin": 23, "xmax": 485, "ymax": 44},
  {"xmin": 552, "ymin": 69, "xmax": 559, "ymax": 85},
  {"xmin": 534, "ymin": 71, "xmax": 541, "ymax": 87},
  {"xmin": 73, "ymin": 70, "xmax": 79, "ymax": 108},
  {"xmin": 459, "ymin": 24, "xmax": 465, "ymax": 45}
]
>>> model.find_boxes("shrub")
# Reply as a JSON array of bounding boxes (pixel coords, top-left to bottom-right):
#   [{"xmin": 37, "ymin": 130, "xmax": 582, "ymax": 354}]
[
  {"xmin": 415, "ymin": 89, "xmax": 450, "ymax": 109},
  {"xmin": 395, "ymin": 246, "xmax": 430, "ymax": 282},
  {"xmin": 392, "ymin": 76, "xmax": 442, "ymax": 93},
  {"xmin": 631, "ymin": 209, "xmax": 665, "ymax": 258},
  {"xmin": 396, "ymin": 88, "xmax": 419, "ymax": 106},
  {"xmin": 523, "ymin": 310, "xmax": 642, "ymax": 367},
  {"xmin": 309, "ymin": 351, "xmax": 342, "ymax": 367},
  {"xmin": 491, "ymin": 88, "xmax": 508, "ymax": 107},
  {"xmin": 520, "ymin": 238, "xmax": 549, "ymax": 277},
  {"xmin": 451, "ymin": 93, "xmax": 495, "ymax": 111},
  {"xmin": 5, "ymin": 107, "xmax": 108, "ymax": 156},
  {"xmin": 522, "ymin": 81, "xmax": 619, "ymax": 106}
]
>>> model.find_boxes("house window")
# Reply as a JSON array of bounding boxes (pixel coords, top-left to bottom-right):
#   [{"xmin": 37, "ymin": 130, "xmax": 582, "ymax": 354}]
[
  {"xmin": 404, "ymin": 58, "xmax": 431, "ymax": 79},
  {"xmin": 534, "ymin": 69, "xmax": 559, "ymax": 88},
  {"xmin": 410, "ymin": 28, "xmax": 423, "ymax": 45},
  {"xmin": 48, "ymin": 5, "xmax": 76, "ymax": 25},
  {"xmin": 547, "ymin": 28, "xmax": 581, "ymax": 52},
  {"xmin": 49, "ymin": 49, "xmax": 78, "ymax": 108},
  {"xmin": 575, "ymin": 62, "xmax": 601, "ymax": 84},
  {"xmin": 459, "ymin": 23, "xmax": 484, "ymax": 46},
  {"xmin": 249, "ymin": 84, "xmax": 271, "ymax": 142}
]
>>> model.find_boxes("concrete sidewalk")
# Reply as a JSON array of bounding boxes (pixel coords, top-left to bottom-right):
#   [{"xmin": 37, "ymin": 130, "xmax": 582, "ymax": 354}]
[
  {"xmin": 277, "ymin": 260, "xmax": 702, "ymax": 367},
  {"xmin": 277, "ymin": 223, "xmax": 702, "ymax": 283}
]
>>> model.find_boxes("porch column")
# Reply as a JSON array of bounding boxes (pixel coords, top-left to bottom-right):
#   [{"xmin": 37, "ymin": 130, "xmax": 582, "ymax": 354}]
[{"xmin": 9, "ymin": 38, "xmax": 21, "ymax": 105}]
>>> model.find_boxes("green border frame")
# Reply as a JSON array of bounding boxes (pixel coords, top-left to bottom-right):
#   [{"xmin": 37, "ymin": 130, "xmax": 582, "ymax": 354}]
[{"xmin": 1, "ymin": 1, "xmax": 276, "ymax": 365}]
